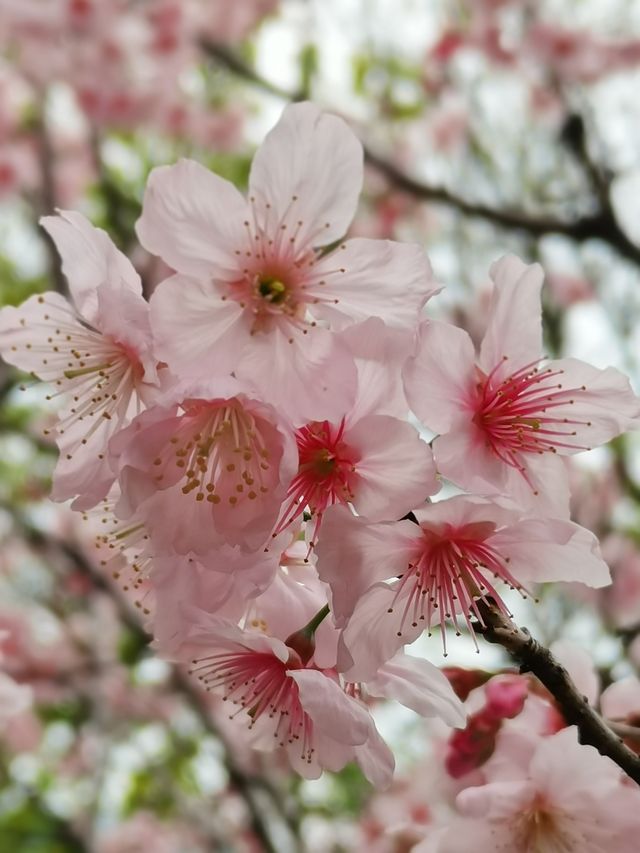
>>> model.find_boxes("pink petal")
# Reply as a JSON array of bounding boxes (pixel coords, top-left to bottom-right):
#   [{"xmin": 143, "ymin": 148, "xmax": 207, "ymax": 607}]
[
  {"xmin": 403, "ymin": 320, "xmax": 477, "ymax": 433},
  {"xmin": 347, "ymin": 414, "xmax": 439, "ymax": 521},
  {"xmin": 0, "ymin": 291, "xmax": 77, "ymax": 380},
  {"xmin": 411, "ymin": 494, "xmax": 521, "ymax": 531},
  {"xmin": 339, "ymin": 583, "xmax": 422, "ymax": 682},
  {"xmin": 52, "ymin": 423, "xmax": 120, "ymax": 510},
  {"xmin": 312, "ymin": 238, "xmax": 438, "ymax": 330},
  {"xmin": 367, "ymin": 652, "xmax": 466, "ymax": 727},
  {"xmin": 136, "ymin": 158, "xmax": 249, "ymax": 279},
  {"xmin": 491, "ymin": 517, "xmax": 611, "ymax": 588},
  {"xmin": 288, "ymin": 668, "xmax": 370, "ymax": 745},
  {"xmin": 456, "ymin": 779, "xmax": 535, "ymax": 820},
  {"xmin": 150, "ymin": 273, "xmax": 252, "ymax": 378},
  {"xmin": 339, "ymin": 317, "xmax": 414, "ymax": 420},
  {"xmin": 550, "ymin": 640, "xmax": 600, "ymax": 706},
  {"xmin": 433, "ymin": 418, "xmax": 507, "ymax": 492},
  {"xmin": 601, "ymin": 676, "xmax": 640, "ymax": 720},
  {"xmin": 478, "ymin": 255, "xmax": 544, "ymax": 377},
  {"xmin": 248, "ymin": 102, "xmax": 363, "ymax": 249},
  {"xmin": 234, "ymin": 325, "xmax": 358, "ymax": 426},
  {"xmin": 95, "ymin": 280, "xmax": 157, "ymax": 382},
  {"xmin": 41, "ymin": 210, "xmax": 141, "ymax": 325},
  {"xmin": 500, "ymin": 452, "xmax": 571, "ymax": 519},
  {"xmin": 542, "ymin": 356, "xmax": 640, "ymax": 450},
  {"xmin": 354, "ymin": 720, "xmax": 395, "ymax": 789},
  {"xmin": 315, "ymin": 508, "xmax": 419, "ymax": 625}
]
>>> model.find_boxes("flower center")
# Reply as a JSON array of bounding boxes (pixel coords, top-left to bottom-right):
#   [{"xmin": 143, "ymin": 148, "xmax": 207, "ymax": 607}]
[
  {"xmin": 514, "ymin": 801, "xmax": 584, "ymax": 851},
  {"xmin": 388, "ymin": 523, "xmax": 527, "ymax": 655},
  {"xmin": 473, "ymin": 358, "xmax": 592, "ymax": 484},
  {"xmin": 152, "ymin": 401, "xmax": 271, "ymax": 509},
  {"xmin": 274, "ymin": 419, "xmax": 359, "ymax": 540},
  {"xmin": 189, "ymin": 648, "xmax": 315, "ymax": 760},
  {"xmin": 258, "ymin": 275, "xmax": 288, "ymax": 305}
]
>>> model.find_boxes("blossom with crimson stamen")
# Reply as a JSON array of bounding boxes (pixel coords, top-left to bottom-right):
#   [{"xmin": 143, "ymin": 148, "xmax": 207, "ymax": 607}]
[
  {"xmin": 275, "ymin": 411, "xmax": 438, "ymax": 543},
  {"xmin": 137, "ymin": 102, "xmax": 438, "ymax": 424},
  {"xmin": 403, "ymin": 255, "xmax": 640, "ymax": 516},
  {"xmin": 0, "ymin": 210, "xmax": 158, "ymax": 509},
  {"xmin": 316, "ymin": 497, "xmax": 609, "ymax": 680},
  {"xmin": 274, "ymin": 317, "xmax": 439, "ymax": 541},
  {"xmin": 174, "ymin": 613, "xmax": 395, "ymax": 784}
]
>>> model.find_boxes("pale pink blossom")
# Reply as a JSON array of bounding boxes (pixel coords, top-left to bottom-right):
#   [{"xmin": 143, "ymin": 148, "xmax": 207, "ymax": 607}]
[
  {"xmin": 403, "ymin": 256, "xmax": 640, "ymax": 517},
  {"xmin": 0, "ymin": 210, "xmax": 159, "ymax": 509},
  {"xmin": 110, "ymin": 378, "xmax": 297, "ymax": 554},
  {"xmin": 176, "ymin": 613, "xmax": 395, "ymax": 787},
  {"xmin": 0, "ymin": 671, "xmax": 32, "ymax": 724},
  {"xmin": 434, "ymin": 726, "xmax": 640, "ymax": 852},
  {"xmin": 138, "ymin": 102, "xmax": 438, "ymax": 423},
  {"xmin": 317, "ymin": 496, "xmax": 609, "ymax": 679}
]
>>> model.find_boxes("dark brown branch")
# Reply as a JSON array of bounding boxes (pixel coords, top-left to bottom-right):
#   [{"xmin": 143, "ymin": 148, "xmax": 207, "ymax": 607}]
[
  {"xmin": 33, "ymin": 112, "xmax": 67, "ymax": 296},
  {"xmin": 200, "ymin": 41, "xmax": 640, "ymax": 266},
  {"xmin": 608, "ymin": 720, "xmax": 640, "ymax": 745},
  {"xmin": 475, "ymin": 600, "xmax": 640, "ymax": 786}
]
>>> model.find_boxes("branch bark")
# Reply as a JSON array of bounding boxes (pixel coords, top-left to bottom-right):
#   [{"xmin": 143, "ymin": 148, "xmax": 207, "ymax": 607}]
[
  {"xmin": 200, "ymin": 41, "xmax": 640, "ymax": 266},
  {"xmin": 475, "ymin": 599, "xmax": 640, "ymax": 786},
  {"xmin": 33, "ymin": 111, "xmax": 67, "ymax": 296}
]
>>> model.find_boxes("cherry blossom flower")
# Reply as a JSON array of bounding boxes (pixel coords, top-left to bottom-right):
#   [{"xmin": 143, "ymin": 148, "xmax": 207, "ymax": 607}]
[
  {"xmin": 110, "ymin": 378, "xmax": 297, "ymax": 554},
  {"xmin": 316, "ymin": 496, "xmax": 609, "ymax": 680},
  {"xmin": 176, "ymin": 613, "xmax": 395, "ymax": 786},
  {"xmin": 138, "ymin": 102, "xmax": 438, "ymax": 423},
  {"xmin": 403, "ymin": 255, "xmax": 640, "ymax": 516},
  {"xmin": 0, "ymin": 210, "xmax": 158, "ymax": 509},
  {"xmin": 433, "ymin": 727, "xmax": 640, "ymax": 853},
  {"xmin": 274, "ymin": 318, "xmax": 439, "ymax": 542}
]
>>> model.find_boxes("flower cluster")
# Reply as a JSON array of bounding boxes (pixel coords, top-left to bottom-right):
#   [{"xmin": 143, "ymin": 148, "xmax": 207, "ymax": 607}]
[
  {"xmin": 360, "ymin": 652, "xmax": 640, "ymax": 851},
  {"xmin": 2, "ymin": 101, "xmax": 639, "ymax": 789}
]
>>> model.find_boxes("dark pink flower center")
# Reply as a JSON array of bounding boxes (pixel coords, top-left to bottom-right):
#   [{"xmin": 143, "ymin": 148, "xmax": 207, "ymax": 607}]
[
  {"xmin": 389, "ymin": 522, "xmax": 528, "ymax": 654},
  {"xmin": 473, "ymin": 358, "xmax": 592, "ymax": 486},
  {"xmin": 189, "ymin": 647, "xmax": 315, "ymax": 760},
  {"xmin": 219, "ymin": 196, "xmax": 347, "ymax": 335},
  {"xmin": 275, "ymin": 419, "xmax": 359, "ymax": 541}
]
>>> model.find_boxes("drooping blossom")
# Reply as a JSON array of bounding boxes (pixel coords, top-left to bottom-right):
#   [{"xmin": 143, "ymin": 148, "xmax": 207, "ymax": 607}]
[
  {"xmin": 137, "ymin": 101, "xmax": 438, "ymax": 423},
  {"xmin": 109, "ymin": 378, "xmax": 297, "ymax": 554},
  {"xmin": 316, "ymin": 496, "xmax": 609, "ymax": 680},
  {"xmin": 403, "ymin": 255, "xmax": 640, "ymax": 516},
  {"xmin": 274, "ymin": 318, "xmax": 439, "ymax": 542},
  {"xmin": 432, "ymin": 727, "xmax": 640, "ymax": 853},
  {"xmin": 0, "ymin": 210, "xmax": 158, "ymax": 509},
  {"xmin": 174, "ymin": 612, "xmax": 395, "ymax": 787}
]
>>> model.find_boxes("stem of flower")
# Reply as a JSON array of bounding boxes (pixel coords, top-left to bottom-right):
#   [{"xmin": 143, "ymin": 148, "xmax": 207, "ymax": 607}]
[{"xmin": 475, "ymin": 599, "xmax": 640, "ymax": 787}]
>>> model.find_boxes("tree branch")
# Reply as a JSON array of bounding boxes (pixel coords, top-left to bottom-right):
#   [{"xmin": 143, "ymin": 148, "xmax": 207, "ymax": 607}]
[
  {"xmin": 475, "ymin": 600, "xmax": 640, "ymax": 786},
  {"xmin": 33, "ymin": 111, "xmax": 67, "ymax": 296},
  {"xmin": 200, "ymin": 41, "xmax": 640, "ymax": 266}
]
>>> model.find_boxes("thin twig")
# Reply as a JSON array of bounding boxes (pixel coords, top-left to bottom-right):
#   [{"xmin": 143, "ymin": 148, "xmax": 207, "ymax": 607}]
[
  {"xmin": 475, "ymin": 599, "xmax": 640, "ymax": 786},
  {"xmin": 200, "ymin": 41, "xmax": 640, "ymax": 266},
  {"xmin": 33, "ymin": 111, "xmax": 67, "ymax": 296}
]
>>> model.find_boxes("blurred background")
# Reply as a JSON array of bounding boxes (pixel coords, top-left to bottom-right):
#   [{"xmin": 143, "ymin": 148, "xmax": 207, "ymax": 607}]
[{"xmin": 2, "ymin": 0, "xmax": 640, "ymax": 850}]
